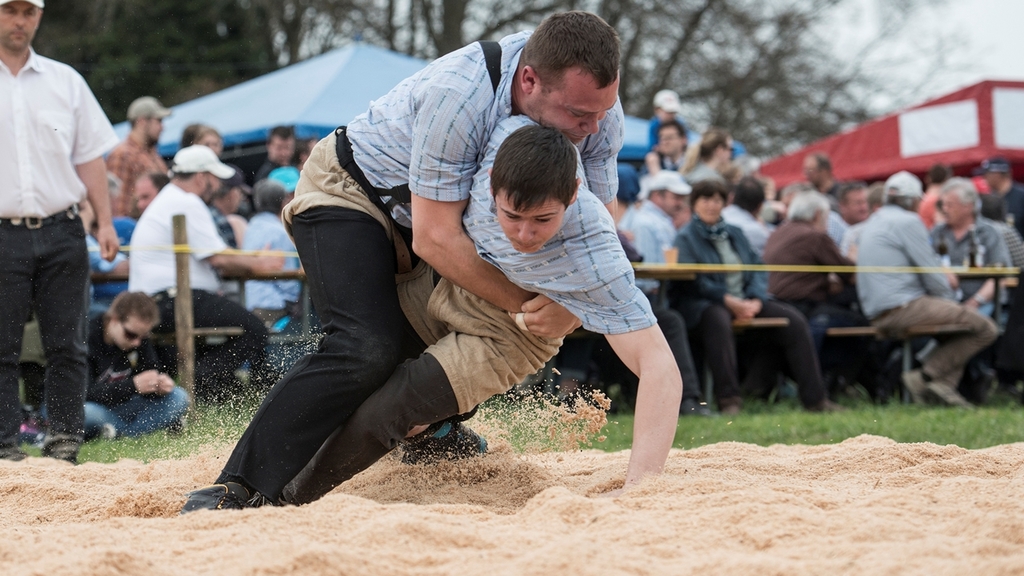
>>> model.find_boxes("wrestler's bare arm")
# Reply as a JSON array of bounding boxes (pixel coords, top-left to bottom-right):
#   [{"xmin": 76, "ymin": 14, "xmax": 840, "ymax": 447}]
[{"xmin": 604, "ymin": 324, "xmax": 683, "ymax": 489}]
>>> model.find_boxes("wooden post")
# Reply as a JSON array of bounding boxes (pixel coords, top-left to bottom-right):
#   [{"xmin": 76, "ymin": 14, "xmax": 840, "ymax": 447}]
[{"xmin": 172, "ymin": 215, "xmax": 196, "ymax": 409}]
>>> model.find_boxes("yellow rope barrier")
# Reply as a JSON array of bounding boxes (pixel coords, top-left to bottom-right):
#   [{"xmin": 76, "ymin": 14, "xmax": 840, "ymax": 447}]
[
  {"xmin": 87, "ymin": 244, "xmax": 300, "ymax": 258},
  {"xmin": 633, "ymin": 263, "xmax": 1020, "ymax": 275}
]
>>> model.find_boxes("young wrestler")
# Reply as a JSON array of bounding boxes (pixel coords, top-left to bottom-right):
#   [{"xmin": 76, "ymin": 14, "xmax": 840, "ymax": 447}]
[{"xmin": 277, "ymin": 120, "xmax": 682, "ymax": 504}]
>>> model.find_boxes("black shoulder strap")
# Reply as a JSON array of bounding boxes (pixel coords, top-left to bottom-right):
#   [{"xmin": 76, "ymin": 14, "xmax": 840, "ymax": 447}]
[{"xmin": 477, "ymin": 40, "xmax": 502, "ymax": 94}]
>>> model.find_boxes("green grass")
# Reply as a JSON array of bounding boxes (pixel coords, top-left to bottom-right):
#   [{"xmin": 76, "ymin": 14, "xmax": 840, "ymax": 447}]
[
  {"xmin": 599, "ymin": 398, "xmax": 1024, "ymax": 452},
  {"xmin": 57, "ymin": 393, "xmax": 1024, "ymax": 464}
]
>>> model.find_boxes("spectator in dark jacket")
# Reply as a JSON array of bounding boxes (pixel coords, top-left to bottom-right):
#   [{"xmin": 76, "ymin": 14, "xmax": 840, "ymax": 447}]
[
  {"xmin": 671, "ymin": 180, "xmax": 837, "ymax": 414},
  {"xmin": 84, "ymin": 292, "xmax": 189, "ymax": 440}
]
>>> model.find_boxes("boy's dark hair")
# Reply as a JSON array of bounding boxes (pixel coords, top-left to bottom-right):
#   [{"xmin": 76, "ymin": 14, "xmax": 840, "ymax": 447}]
[
  {"xmin": 732, "ymin": 176, "xmax": 765, "ymax": 213},
  {"xmin": 689, "ymin": 179, "xmax": 730, "ymax": 208},
  {"xmin": 105, "ymin": 292, "xmax": 160, "ymax": 326},
  {"xmin": 658, "ymin": 119, "xmax": 686, "ymax": 140},
  {"xmin": 268, "ymin": 125, "xmax": 295, "ymax": 142},
  {"xmin": 491, "ymin": 125, "xmax": 577, "ymax": 212},
  {"xmin": 521, "ymin": 11, "xmax": 620, "ymax": 89}
]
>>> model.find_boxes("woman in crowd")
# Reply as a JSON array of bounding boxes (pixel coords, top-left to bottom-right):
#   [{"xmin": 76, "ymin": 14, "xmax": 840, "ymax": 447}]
[
  {"xmin": 670, "ymin": 180, "xmax": 839, "ymax": 415},
  {"xmin": 681, "ymin": 127, "xmax": 733, "ymax": 184},
  {"xmin": 84, "ymin": 292, "xmax": 189, "ymax": 439}
]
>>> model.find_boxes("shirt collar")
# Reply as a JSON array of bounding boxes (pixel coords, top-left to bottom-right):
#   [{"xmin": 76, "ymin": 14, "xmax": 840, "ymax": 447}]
[{"xmin": 0, "ymin": 48, "xmax": 44, "ymax": 76}]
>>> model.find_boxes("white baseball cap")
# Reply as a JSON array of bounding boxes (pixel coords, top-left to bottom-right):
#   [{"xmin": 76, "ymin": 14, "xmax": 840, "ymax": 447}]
[
  {"xmin": 884, "ymin": 170, "xmax": 923, "ymax": 199},
  {"xmin": 653, "ymin": 89, "xmax": 681, "ymax": 114},
  {"xmin": 0, "ymin": 0, "xmax": 44, "ymax": 7},
  {"xmin": 171, "ymin": 146, "xmax": 236, "ymax": 179},
  {"xmin": 639, "ymin": 171, "xmax": 691, "ymax": 200}
]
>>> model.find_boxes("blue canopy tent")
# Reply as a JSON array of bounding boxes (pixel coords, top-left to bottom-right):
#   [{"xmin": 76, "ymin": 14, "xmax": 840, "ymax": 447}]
[{"xmin": 113, "ymin": 42, "xmax": 651, "ymax": 162}]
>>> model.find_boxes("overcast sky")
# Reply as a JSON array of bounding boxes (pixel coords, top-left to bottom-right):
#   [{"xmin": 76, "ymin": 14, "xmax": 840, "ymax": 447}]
[{"xmin": 835, "ymin": 0, "xmax": 1024, "ymax": 109}]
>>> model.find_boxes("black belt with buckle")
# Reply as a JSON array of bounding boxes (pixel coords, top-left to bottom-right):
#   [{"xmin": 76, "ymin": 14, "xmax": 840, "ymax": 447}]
[{"xmin": 0, "ymin": 205, "xmax": 79, "ymax": 229}]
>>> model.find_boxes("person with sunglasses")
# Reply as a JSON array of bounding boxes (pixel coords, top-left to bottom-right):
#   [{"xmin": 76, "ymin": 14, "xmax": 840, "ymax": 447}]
[{"xmin": 83, "ymin": 292, "xmax": 189, "ymax": 440}]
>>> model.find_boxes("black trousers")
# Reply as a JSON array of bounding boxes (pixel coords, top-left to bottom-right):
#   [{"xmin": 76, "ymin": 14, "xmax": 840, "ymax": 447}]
[
  {"xmin": 219, "ymin": 207, "xmax": 428, "ymax": 500},
  {"xmin": 0, "ymin": 218, "xmax": 89, "ymax": 444},
  {"xmin": 692, "ymin": 300, "xmax": 825, "ymax": 408},
  {"xmin": 153, "ymin": 289, "xmax": 269, "ymax": 402}
]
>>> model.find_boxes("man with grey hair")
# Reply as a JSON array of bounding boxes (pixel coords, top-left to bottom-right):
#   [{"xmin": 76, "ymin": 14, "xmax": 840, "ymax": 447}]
[
  {"xmin": 857, "ymin": 171, "xmax": 997, "ymax": 407},
  {"xmin": 931, "ymin": 177, "xmax": 1010, "ymax": 313},
  {"xmin": 764, "ymin": 192, "xmax": 875, "ymax": 397}
]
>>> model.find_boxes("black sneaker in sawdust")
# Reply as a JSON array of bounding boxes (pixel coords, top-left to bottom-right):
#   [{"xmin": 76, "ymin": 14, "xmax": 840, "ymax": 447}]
[
  {"xmin": 41, "ymin": 434, "xmax": 80, "ymax": 464},
  {"xmin": 0, "ymin": 443, "xmax": 28, "ymax": 462},
  {"xmin": 401, "ymin": 420, "xmax": 488, "ymax": 465},
  {"xmin": 180, "ymin": 482, "xmax": 272, "ymax": 514}
]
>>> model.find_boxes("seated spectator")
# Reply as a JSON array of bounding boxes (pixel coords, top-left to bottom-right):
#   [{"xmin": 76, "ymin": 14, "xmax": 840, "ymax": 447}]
[
  {"xmin": 763, "ymin": 192, "xmax": 882, "ymax": 398},
  {"xmin": 721, "ymin": 176, "xmax": 771, "ymax": 256},
  {"xmin": 81, "ymin": 197, "xmax": 129, "ymax": 315},
  {"xmin": 919, "ymin": 163, "xmax": 952, "ymax": 230},
  {"xmin": 254, "ymin": 125, "xmax": 296, "ymax": 182},
  {"xmin": 648, "ymin": 89, "xmax": 687, "ymax": 150},
  {"xmin": 644, "ymin": 119, "xmax": 687, "ymax": 175},
  {"xmin": 931, "ymin": 177, "xmax": 1011, "ymax": 315},
  {"xmin": 615, "ymin": 171, "xmax": 708, "ymax": 416},
  {"xmin": 83, "ymin": 292, "xmax": 189, "ymax": 440},
  {"xmin": 841, "ymin": 182, "xmax": 885, "ymax": 260},
  {"xmin": 671, "ymin": 180, "xmax": 837, "ymax": 414},
  {"xmin": 837, "ymin": 182, "xmax": 870, "ymax": 228},
  {"xmin": 294, "ymin": 137, "xmax": 317, "ymax": 170},
  {"xmin": 857, "ymin": 172, "xmax": 997, "ymax": 407},
  {"xmin": 134, "ymin": 172, "xmax": 169, "ymax": 216},
  {"xmin": 193, "ymin": 125, "xmax": 224, "ymax": 157},
  {"xmin": 979, "ymin": 193, "xmax": 1024, "ymax": 268},
  {"xmin": 208, "ymin": 163, "xmax": 251, "ymax": 248},
  {"xmin": 803, "ymin": 152, "xmax": 840, "ymax": 199},
  {"xmin": 129, "ymin": 146, "xmax": 282, "ymax": 402},
  {"xmin": 681, "ymin": 128, "xmax": 731, "ymax": 184},
  {"xmin": 244, "ymin": 179, "xmax": 301, "ymax": 326}
]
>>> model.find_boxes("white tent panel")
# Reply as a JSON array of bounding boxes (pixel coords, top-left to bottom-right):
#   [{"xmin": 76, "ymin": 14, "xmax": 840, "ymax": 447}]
[{"xmin": 898, "ymin": 100, "xmax": 979, "ymax": 158}]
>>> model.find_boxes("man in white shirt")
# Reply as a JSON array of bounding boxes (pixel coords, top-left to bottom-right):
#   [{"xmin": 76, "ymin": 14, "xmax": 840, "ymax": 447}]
[
  {"xmin": 0, "ymin": 0, "xmax": 120, "ymax": 463},
  {"xmin": 129, "ymin": 146, "xmax": 281, "ymax": 403}
]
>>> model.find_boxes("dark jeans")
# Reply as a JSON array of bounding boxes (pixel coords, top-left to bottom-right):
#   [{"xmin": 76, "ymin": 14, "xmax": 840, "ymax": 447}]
[
  {"xmin": 0, "ymin": 217, "xmax": 89, "ymax": 444},
  {"xmin": 219, "ymin": 207, "xmax": 428, "ymax": 500},
  {"xmin": 692, "ymin": 299, "xmax": 825, "ymax": 408},
  {"xmin": 153, "ymin": 290, "xmax": 269, "ymax": 402},
  {"xmin": 554, "ymin": 304, "xmax": 701, "ymax": 408}
]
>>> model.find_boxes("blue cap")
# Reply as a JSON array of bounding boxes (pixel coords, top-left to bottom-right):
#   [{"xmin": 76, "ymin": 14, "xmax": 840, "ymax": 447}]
[
  {"xmin": 981, "ymin": 157, "xmax": 1011, "ymax": 174},
  {"xmin": 267, "ymin": 166, "xmax": 300, "ymax": 192},
  {"xmin": 616, "ymin": 163, "xmax": 640, "ymax": 204}
]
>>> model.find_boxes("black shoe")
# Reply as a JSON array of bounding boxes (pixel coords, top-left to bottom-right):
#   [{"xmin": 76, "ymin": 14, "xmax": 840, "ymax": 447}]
[
  {"xmin": 401, "ymin": 420, "xmax": 488, "ymax": 465},
  {"xmin": 680, "ymin": 397, "xmax": 716, "ymax": 417},
  {"xmin": 180, "ymin": 482, "xmax": 271, "ymax": 514},
  {"xmin": 41, "ymin": 434, "xmax": 80, "ymax": 464},
  {"xmin": 0, "ymin": 443, "xmax": 28, "ymax": 462}
]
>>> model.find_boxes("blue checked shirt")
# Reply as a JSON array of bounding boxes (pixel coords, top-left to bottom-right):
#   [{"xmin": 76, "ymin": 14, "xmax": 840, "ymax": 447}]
[
  {"xmin": 347, "ymin": 32, "xmax": 624, "ymax": 227},
  {"xmin": 463, "ymin": 117, "xmax": 655, "ymax": 335}
]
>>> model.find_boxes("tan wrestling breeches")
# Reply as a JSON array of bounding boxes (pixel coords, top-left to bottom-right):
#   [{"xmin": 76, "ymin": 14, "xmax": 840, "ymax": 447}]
[{"xmin": 283, "ymin": 132, "xmax": 562, "ymax": 413}]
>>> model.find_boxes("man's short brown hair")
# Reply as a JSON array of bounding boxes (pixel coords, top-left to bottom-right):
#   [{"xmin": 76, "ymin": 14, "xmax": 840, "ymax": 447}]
[
  {"xmin": 106, "ymin": 292, "xmax": 160, "ymax": 326},
  {"xmin": 520, "ymin": 11, "xmax": 620, "ymax": 88},
  {"xmin": 490, "ymin": 125, "xmax": 578, "ymax": 212}
]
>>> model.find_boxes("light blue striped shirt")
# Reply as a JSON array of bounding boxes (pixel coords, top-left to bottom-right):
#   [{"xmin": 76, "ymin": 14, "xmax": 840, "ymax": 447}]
[
  {"xmin": 463, "ymin": 117, "xmax": 655, "ymax": 335},
  {"xmin": 347, "ymin": 31, "xmax": 623, "ymax": 227}
]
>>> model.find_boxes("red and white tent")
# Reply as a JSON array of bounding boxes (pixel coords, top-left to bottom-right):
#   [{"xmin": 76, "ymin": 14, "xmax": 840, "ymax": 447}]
[{"xmin": 761, "ymin": 80, "xmax": 1024, "ymax": 187}]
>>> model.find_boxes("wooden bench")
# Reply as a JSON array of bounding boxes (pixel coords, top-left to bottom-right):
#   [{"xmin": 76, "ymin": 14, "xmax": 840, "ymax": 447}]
[{"xmin": 151, "ymin": 326, "xmax": 245, "ymax": 347}]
